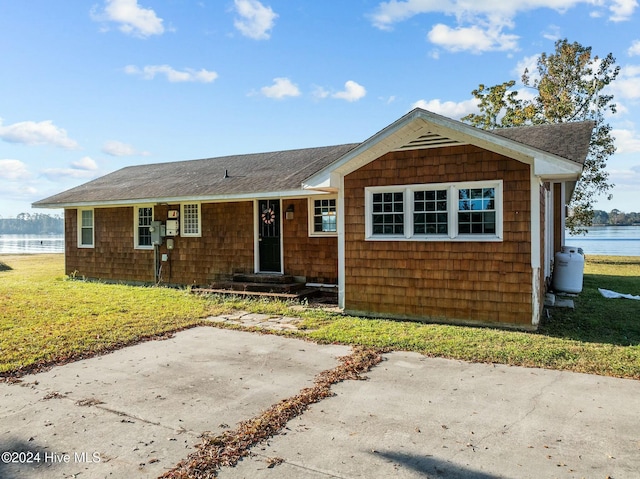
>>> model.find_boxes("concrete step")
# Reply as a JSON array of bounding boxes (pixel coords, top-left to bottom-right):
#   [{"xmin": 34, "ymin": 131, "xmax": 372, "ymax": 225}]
[
  {"xmin": 212, "ymin": 281, "xmax": 306, "ymax": 294},
  {"xmin": 232, "ymin": 273, "xmax": 296, "ymax": 284}
]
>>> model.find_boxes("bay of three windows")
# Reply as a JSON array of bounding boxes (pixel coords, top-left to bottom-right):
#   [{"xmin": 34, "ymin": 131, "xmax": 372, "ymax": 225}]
[{"xmin": 366, "ymin": 181, "xmax": 502, "ymax": 240}]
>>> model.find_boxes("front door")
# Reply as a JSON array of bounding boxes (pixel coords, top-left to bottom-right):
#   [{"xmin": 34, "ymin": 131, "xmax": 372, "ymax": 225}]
[{"xmin": 258, "ymin": 199, "xmax": 281, "ymax": 272}]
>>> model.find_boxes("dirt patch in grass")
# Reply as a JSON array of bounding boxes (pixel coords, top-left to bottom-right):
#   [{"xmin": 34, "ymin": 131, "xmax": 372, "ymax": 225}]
[{"xmin": 161, "ymin": 347, "xmax": 384, "ymax": 479}]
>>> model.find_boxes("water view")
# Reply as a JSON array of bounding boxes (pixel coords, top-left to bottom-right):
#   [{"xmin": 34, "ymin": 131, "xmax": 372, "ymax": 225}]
[
  {"xmin": 0, "ymin": 234, "xmax": 65, "ymax": 254},
  {"xmin": 566, "ymin": 225, "xmax": 640, "ymax": 257},
  {"xmin": 0, "ymin": 227, "xmax": 639, "ymax": 256}
]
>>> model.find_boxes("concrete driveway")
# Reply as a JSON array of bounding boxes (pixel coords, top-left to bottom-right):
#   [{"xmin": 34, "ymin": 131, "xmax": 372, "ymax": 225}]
[{"xmin": 1, "ymin": 326, "xmax": 639, "ymax": 479}]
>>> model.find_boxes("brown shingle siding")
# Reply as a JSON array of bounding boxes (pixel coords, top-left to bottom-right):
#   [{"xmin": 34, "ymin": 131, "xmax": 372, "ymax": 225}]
[
  {"xmin": 344, "ymin": 145, "xmax": 533, "ymax": 327},
  {"xmin": 282, "ymin": 198, "xmax": 338, "ymax": 284}
]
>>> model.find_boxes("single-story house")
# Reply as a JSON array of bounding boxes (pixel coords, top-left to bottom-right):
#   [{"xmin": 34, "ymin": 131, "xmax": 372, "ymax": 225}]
[{"xmin": 33, "ymin": 108, "xmax": 593, "ymax": 330}]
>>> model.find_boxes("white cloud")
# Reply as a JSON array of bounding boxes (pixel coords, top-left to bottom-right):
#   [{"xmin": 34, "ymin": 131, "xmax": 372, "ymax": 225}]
[
  {"xmin": 629, "ymin": 40, "xmax": 640, "ymax": 56},
  {"xmin": 124, "ymin": 65, "xmax": 218, "ymax": 83},
  {"xmin": 312, "ymin": 86, "xmax": 330, "ymax": 99},
  {"xmin": 314, "ymin": 81, "xmax": 367, "ymax": 102},
  {"xmin": 332, "ymin": 81, "xmax": 367, "ymax": 102},
  {"xmin": 609, "ymin": 0, "xmax": 638, "ymax": 22},
  {"xmin": 427, "ymin": 23, "xmax": 518, "ymax": 53},
  {"xmin": 370, "ymin": 1, "xmax": 637, "ymax": 29},
  {"xmin": 42, "ymin": 159, "xmax": 101, "ymax": 181},
  {"xmin": 0, "ymin": 119, "xmax": 79, "ymax": 149},
  {"xmin": 369, "ymin": 1, "xmax": 637, "ymax": 52},
  {"xmin": 610, "ymin": 64, "xmax": 640, "ymax": 100},
  {"xmin": 92, "ymin": 0, "xmax": 164, "ymax": 38},
  {"xmin": 233, "ymin": 0, "xmax": 278, "ymax": 40},
  {"xmin": 411, "ymin": 98, "xmax": 479, "ymax": 119},
  {"xmin": 0, "ymin": 159, "xmax": 31, "ymax": 180},
  {"xmin": 542, "ymin": 24, "xmax": 562, "ymax": 41},
  {"xmin": 513, "ymin": 54, "xmax": 540, "ymax": 80},
  {"xmin": 612, "ymin": 128, "xmax": 640, "ymax": 154},
  {"xmin": 260, "ymin": 77, "xmax": 301, "ymax": 99},
  {"xmin": 71, "ymin": 156, "xmax": 99, "ymax": 171},
  {"xmin": 102, "ymin": 140, "xmax": 150, "ymax": 157}
]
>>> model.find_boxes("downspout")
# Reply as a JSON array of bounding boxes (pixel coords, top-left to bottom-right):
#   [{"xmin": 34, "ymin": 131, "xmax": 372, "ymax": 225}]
[
  {"xmin": 337, "ymin": 173, "xmax": 346, "ymax": 309},
  {"xmin": 530, "ymin": 174, "xmax": 542, "ymax": 327}
]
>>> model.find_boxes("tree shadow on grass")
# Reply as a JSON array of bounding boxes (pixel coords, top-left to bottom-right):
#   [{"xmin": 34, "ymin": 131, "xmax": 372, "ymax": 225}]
[
  {"xmin": 540, "ymin": 274, "xmax": 640, "ymax": 346},
  {"xmin": 374, "ymin": 450, "xmax": 504, "ymax": 478}
]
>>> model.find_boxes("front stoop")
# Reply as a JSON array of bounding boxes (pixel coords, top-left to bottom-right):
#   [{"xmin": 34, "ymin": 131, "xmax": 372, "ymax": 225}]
[{"xmin": 192, "ymin": 273, "xmax": 321, "ymax": 301}]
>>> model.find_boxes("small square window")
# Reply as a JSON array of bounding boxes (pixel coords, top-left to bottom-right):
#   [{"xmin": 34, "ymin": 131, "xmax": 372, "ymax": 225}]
[
  {"xmin": 372, "ymin": 192, "xmax": 404, "ymax": 235},
  {"xmin": 311, "ymin": 198, "xmax": 337, "ymax": 235}
]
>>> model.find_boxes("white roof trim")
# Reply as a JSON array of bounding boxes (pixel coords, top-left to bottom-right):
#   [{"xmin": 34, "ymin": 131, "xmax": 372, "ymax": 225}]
[
  {"xmin": 303, "ymin": 108, "xmax": 583, "ymax": 189},
  {"xmin": 32, "ymin": 189, "xmax": 333, "ymax": 209}
]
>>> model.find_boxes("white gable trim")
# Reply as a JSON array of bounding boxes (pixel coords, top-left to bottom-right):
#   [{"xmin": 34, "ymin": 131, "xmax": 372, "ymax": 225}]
[{"xmin": 303, "ymin": 108, "xmax": 583, "ymax": 190}]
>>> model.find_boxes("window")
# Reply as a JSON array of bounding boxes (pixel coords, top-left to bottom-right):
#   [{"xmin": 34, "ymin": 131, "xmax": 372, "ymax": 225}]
[
  {"xmin": 365, "ymin": 181, "xmax": 502, "ymax": 241},
  {"xmin": 181, "ymin": 203, "xmax": 201, "ymax": 237},
  {"xmin": 78, "ymin": 209, "xmax": 94, "ymax": 247},
  {"xmin": 458, "ymin": 187, "xmax": 496, "ymax": 234},
  {"xmin": 309, "ymin": 197, "xmax": 338, "ymax": 236},
  {"xmin": 135, "ymin": 206, "xmax": 153, "ymax": 249},
  {"xmin": 372, "ymin": 192, "xmax": 404, "ymax": 235},
  {"xmin": 414, "ymin": 189, "xmax": 448, "ymax": 235}
]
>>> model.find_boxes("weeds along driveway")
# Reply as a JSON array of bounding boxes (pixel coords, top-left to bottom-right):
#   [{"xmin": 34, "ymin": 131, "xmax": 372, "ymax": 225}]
[
  {"xmin": 0, "ymin": 326, "xmax": 351, "ymax": 479},
  {"xmin": 2, "ymin": 325, "xmax": 640, "ymax": 479}
]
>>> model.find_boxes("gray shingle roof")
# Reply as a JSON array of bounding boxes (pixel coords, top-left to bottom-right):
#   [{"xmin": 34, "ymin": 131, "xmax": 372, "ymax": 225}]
[
  {"xmin": 33, "ymin": 118, "xmax": 594, "ymax": 208},
  {"xmin": 33, "ymin": 143, "xmax": 359, "ymax": 207},
  {"xmin": 493, "ymin": 121, "xmax": 594, "ymax": 165}
]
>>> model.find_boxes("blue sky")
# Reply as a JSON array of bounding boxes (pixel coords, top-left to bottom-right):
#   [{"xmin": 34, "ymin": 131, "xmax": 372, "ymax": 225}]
[{"xmin": 1, "ymin": 0, "xmax": 640, "ymax": 218}]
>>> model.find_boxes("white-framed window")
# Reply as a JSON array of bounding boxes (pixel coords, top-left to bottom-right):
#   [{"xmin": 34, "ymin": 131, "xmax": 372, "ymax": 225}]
[
  {"xmin": 134, "ymin": 206, "xmax": 154, "ymax": 249},
  {"xmin": 181, "ymin": 203, "xmax": 201, "ymax": 237},
  {"xmin": 309, "ymin": 197, "xmax": 338, "ymax": 236},
  {"xmin": 78, "ymin": 209, "xmax": 94, "ymax": 248},
  {"xmin": 365, "ymin": 180, "xmax": 503, "ymax": 241}
]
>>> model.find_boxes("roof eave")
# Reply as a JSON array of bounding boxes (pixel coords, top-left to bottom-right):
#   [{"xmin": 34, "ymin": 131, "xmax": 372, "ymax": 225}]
[
  {"xmin": 303, "ymin": 108, "xmax": 585, "ymax": 189},
  {"xmin": 32, "ymin": 188, "xmax": 333, "ymax": 210}
]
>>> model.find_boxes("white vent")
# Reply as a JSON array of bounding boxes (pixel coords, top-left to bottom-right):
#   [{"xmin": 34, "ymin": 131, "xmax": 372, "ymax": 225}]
[{"xmin": 395, "ymin": 132, "xmax": 466, "ymax": 151}]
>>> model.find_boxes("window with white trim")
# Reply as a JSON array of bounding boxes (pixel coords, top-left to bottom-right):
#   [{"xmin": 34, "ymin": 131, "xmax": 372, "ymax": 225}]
[
  {"xmin": 135, "ymin": 206, "xmax": 153, "ymax": 249},
  {"xmin": 365, "ymin": 180, "xmax": 502, "ymax": 241},
  {"xmin": 457, "ymin": 187, "xmax": 496, "ymax": 234},
  {"xmin": 78, "ymin": 209, "xmax": 94, "ymax": 248},
  {"xmin": 372, "ymin": 192, "xmax": 404, "ymax": 235},
  {"xmin": 181, "ymin": 203, "xmax": 201, "ymax": 237},
  {"xmin": 309, "ymin": 198, "xmax": 337, "ymax": 235}
]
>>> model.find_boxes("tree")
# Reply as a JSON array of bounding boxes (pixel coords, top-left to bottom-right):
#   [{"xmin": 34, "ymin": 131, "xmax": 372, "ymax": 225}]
[{"xmin": 462, "ymin": 39, "xmax": 619, "ymax": 233}]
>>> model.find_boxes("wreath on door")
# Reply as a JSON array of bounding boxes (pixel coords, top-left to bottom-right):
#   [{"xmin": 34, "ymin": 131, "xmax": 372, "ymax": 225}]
[{"xmin": 261, "ymin": 207, "xmax": 275, "ymax": 225}]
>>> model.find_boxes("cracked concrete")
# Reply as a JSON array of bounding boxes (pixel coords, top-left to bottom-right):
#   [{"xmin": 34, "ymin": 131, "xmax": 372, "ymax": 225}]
[
  {"xmin": 217, "ymin": 352, "xmax": 640, "ymax": 479},
  {"xmin": 203, "ymin": 311, "xmax": 302, "ymax": 331},
  {"xmin": 2, "ymin": 329, "xmax": 639, "ymax": 479}
]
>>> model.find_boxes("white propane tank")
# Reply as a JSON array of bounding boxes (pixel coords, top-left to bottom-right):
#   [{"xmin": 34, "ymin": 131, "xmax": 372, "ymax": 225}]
[{"xmin": 552, "ymin": 246, "xmax": 585, "ymax": 294}]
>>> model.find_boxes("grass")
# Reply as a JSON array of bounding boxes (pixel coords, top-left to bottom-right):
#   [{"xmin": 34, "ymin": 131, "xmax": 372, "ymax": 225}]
[
  {"xmin": 1, "ymin": 254, "xmax": 639, "ymax": 380},
  {"xmin": 0, "ymin": 255, "xmax": 233, "ymax": 375}
]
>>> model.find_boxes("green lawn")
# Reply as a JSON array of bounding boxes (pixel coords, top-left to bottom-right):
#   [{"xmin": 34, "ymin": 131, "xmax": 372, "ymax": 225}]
[
  {"xmin": 1, "ymin": 254, "xmax": 639, "ymax": 379},
  {"xmin": 0, "ymin": 255, "xmax": 233, "ymax": 376}
]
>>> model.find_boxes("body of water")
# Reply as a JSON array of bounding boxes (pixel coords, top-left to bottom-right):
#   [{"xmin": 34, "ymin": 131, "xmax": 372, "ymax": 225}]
[
  {"xmin": 0, "ymin": 227, "xmax": 639, "ymax": 256},
  {"xmin": 566, "ymin": 225, "xmax": 640, "ymax": 256},
  {"xmin": 0, "ymin": 234, "xmax": 65, "ymax": 254}
]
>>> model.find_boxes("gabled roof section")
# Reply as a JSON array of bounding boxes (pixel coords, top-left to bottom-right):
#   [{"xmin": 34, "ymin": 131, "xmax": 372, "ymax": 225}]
[
  {"xmin": 33, "ymin": 144, "xmax": 359, "ymax": 208},
  {"xmin": 303, "ymin": 108, "xmax": 593, "ymax": 190},
  {"xmin": 493, "ymin": 121, "xmax": 594, "ymax": 165}
]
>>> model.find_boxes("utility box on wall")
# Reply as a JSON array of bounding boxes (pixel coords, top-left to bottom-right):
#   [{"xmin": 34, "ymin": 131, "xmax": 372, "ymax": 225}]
[
  {"xmin": 150, "ymin": 221, "xmax": 164, "ymax": 245},
  {"xmin": 166, "ymin": 219, "xmax": 179, "ymax": 236}
]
